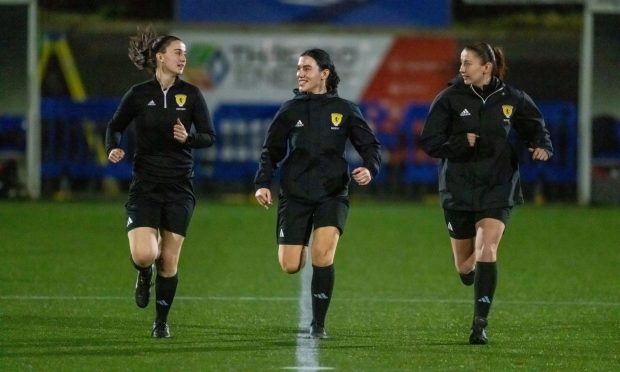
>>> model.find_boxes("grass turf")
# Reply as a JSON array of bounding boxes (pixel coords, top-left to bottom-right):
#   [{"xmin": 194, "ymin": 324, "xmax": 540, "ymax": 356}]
[{"xmin": 0, "ymin": 200, "xmax": 618, "ymax": 371}]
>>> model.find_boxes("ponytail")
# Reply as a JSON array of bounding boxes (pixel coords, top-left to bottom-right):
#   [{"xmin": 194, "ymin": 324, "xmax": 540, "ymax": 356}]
[
  {"xmin": 465, "ymin": 42, "xmax": 508, "ymax": 80},
  {"xmin": 128, "ymin": 25, "xmax": 181, "ymax": 74}
]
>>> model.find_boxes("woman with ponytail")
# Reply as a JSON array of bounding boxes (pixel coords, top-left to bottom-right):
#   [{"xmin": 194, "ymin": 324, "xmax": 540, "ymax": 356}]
[
  {"xmin": 421, "ymin": 43, "xmax": 553, "ymax": 344},
  {"xmin": 106, "ymin": 26, "xmax": 215, "ymax": 338}
]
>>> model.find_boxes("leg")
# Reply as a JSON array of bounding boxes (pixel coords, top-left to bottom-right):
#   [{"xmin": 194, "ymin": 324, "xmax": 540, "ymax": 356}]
[
  {"xmin": 276, "ymin": 195, "xmax": 312, "ymax": 274},
  {"xmin": 470, "ymin": 217, "xmax": 505, "ymax": 345},
  {"xmin": 474, "ymin": 218, "xmax": 505, "ymax": 263},
  {"xmin": 309, "ymin": 226, "xmax": 339, "ymax": 338},
  {"xmin": 128, "ymin": 227, "xmax": 160, "ymax": 267},
  {"xmin": 310, "ymin": 226, "xmax": 339, "ymax": 267},
  {"xmin": 450, "ymin": 237, "xmax": 476, "ymax": 285},
  {"xmin": 156, "ymin": 229, "xmax": 184, "ymax": 277},
  {"xmin": 278, "ymin": 244, "xmax": 307, "ymax": 274},
  {"xmin": 128, "ymin": 227, "xmax": 159, "ymax": 308},
  {"xmin": 444, "ymin": 209, "xmax": 477, "ymax": 285},
  {"xmin": 151, "ymin": 229, "xmax": 184, "ymax": 338}
]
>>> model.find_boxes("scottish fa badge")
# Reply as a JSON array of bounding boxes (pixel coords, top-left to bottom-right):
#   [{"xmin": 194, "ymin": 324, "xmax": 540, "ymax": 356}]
[
  {"xmin": 175, "ymin": 94, "xmax": 187, "ymax": 107},
  {"xmin": 331, "ymin": 113, "xmax": 343, "ymax": 126}
]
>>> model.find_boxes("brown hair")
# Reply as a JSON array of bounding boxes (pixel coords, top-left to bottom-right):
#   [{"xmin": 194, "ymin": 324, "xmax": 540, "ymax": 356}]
[
  {"xmin": 300, "ymin": 48, "xmax": 341, "ymax": 92},
  {"xmin": 128, "ymin": 26, "xmax": 181, "ymax": 74},
  {"xmin": 464, "ymin": 42, "xmax": 508, "ymax": 80}
]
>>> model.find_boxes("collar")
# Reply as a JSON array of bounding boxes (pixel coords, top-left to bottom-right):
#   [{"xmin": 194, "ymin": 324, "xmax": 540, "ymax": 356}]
[
  {"xmin": 151, "ymin": 76, "xmax": 180, "ymax": 90},
  {"xmin": 293, "ymin": 88, "xmax": 338, "ymax": 100}
]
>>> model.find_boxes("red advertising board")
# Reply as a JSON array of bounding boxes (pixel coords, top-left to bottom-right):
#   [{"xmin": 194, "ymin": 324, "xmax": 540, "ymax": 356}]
[{"xmin": 362, "ymin": 36, "xmax": 457, "ymax": 106}]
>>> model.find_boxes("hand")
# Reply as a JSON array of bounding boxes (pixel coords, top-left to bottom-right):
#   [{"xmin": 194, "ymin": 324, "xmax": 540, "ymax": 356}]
[
  {"xmin": 108, "ymin": 148, "xmax": 125, "ymax": 163},
  {"xmin": 352, "ymin": 167, "xmax": 372, "ymax": 186},
  {"xmin": 173, "ymin": 118, "xmax": 189, "ymax": 143},
  {"xmin": 255, "ymin": 188, "xmax": 272, "ymax": 209},
  {"xmin": 467, "ymin": 132, "xmax": 479, "ymax": 147},
  {"xmin": 529, "ymin": 147, "xmax": 549, "ymax": 161}
]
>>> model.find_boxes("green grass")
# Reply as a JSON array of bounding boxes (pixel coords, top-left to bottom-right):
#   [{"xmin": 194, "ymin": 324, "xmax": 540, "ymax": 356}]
[{"xmin": 1, "ymin": 200, "xmax": 619, "ymax": 371}]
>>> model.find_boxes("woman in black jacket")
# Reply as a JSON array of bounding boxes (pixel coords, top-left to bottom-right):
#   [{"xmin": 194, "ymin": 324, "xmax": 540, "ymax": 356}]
[
  {"xmin": 106, "ymin": 27, "xmax": 216, "ymax": 338},
  {"xmin": 421, "ymin": 42, "xmax": 553, "ymax": 345},
  {"xmin": 254, "ymin": 48, "xmax": 381, "ymax": 339}
]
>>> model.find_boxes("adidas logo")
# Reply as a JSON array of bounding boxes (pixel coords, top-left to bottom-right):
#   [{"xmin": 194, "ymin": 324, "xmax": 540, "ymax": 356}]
[
  {"xmin": 295, "ymin": 120, "xmax": 304, "ymax": 128},
  {"xmin": 447, "ymin": 222, "xmax": 453, "ymax": 232},
  {"xmin": 156, "ymin": 300, "xmax": 169, "ymax": 306},
  {"xmin": 279, "ymin": 229, "xmax": 284, "ymax": 238},
  {"xmin": 127, "ymin": 217, "xmax": 133, "ymax": 227},
  {"xmin": 460, "ymin": 108, "xmax": 471, "ymax": 117},
  {"xmin": 147, "ymin": 100, "xmax": 156, "ymax": 106},
  {"xmin": 477, "ymin": 296, "xmax": 492, "ymax": 304},
  {"xmin": 313, "ymin": 293, "xmax": 329, "ymax": 300}
]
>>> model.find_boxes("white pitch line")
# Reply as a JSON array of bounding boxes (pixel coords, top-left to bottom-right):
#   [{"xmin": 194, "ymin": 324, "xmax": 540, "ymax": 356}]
[
  {"xmin": 281, "ymin": 236, "xmax": 335, "ymax": 372},
  {"xmin": 293, "ymin": 246, "xmax": 320, "ymax": 370}
]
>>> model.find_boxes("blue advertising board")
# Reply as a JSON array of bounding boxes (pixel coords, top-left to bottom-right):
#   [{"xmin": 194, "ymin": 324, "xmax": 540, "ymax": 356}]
[
  {"xmin": 33, "ymin": 99, "xmax": 579, "ymax": 188},
  {"xmin": 176, "ymin": 0, "xmax": 450, "ymax": 27}
]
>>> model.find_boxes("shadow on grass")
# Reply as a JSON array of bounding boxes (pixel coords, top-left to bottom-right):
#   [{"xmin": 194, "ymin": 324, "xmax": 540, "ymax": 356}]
[
  {"xmin": 0, "ymin": 313, "xmax": 335, "ymax": 357},
  {"xmin": 2, "ymin": 311, "xmax": 392, "ymax": 359}
]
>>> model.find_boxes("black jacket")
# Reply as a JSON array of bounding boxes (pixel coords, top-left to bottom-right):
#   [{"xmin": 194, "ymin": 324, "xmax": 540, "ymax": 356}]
[
  {"xmin": 105, "ymin": 77, "xmax": 216, "ymax": 183},
  {"xmin": 254, "ymin": 89, "xmax": 381, "ymax": 201},
  {"xmin": 421, "ymin": 77, "xmax": 553, "ymax": 210}
]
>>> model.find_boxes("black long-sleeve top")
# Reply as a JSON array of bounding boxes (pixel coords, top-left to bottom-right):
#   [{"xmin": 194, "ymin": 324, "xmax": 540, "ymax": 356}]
[
  {"xmin": 255, "ymin": 89, "xmax": 381, "ymax": 202},
  {"xmin": 105, "ymin": 77, "xmax": 215, "ymax": 183},
  {"xmin": 421, "ymin": 77, "xmax": 553, "ymax": 210}
]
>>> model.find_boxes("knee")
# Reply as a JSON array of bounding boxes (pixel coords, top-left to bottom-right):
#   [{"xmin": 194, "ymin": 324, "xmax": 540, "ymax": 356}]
[
  {"xmin": 155, "ymin": 255, "xmax": 179, "ymax": 277},
  {"xmin": 282, "ymin": 266, "xmax": 300, "ymax": 274},
  {"xmin": 279, "ymin": 259, "xmax": 304, "ymax": 274},
  {"xmin": 280, "ymin": 262, "xmax": 301, "ymax": 274},
  {"xmin": 312, "ymin": 255, "xmax": 333, "ymax": 267},
  {"xmin": 156, "ymin": 264, "xmax": 178, "ymax": 277},
  {"xmin": 477, "ymin": 244, "xmax": 498, "ymax": 261},
  {"xmin": 132, "ymin": 253, "xmax": 157, "ymax": 268},
  {"xmin": 311, "ymin": 246, "xmax": 335, "ymax": 267}
]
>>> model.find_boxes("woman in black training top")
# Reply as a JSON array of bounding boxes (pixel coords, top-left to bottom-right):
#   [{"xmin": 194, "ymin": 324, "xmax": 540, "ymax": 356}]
[
  {"xmin": 106, "ymin": 27, "xmax": 215, "ymax": 338},
  {"xmin": 254, "ymin": 48, "xmax": 381, "ymax": 339},
  {"xmin": 421, "ymin": 42, "xmax": 553, "ymax": 345}
]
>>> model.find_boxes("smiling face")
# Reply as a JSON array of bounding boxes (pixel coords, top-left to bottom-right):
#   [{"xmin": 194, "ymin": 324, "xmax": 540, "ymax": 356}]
[
  {"xmin": 157, "ymin": 40, "xmax": 187, "ymax": 76},
  {"xmin": 296, "ymin": 55, "xmax": 328, "ymax": 94},
  {"xmin": 459, "ymin": 48, "xmax": 492, "ymax": 88}
]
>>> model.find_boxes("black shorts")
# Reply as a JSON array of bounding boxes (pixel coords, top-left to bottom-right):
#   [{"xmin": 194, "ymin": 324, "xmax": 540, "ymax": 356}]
[
  {"xmin": 443, "ymin": 207, "xmax": 512, "ymax": 239},
  {"xmin": 125, "ymin": 178, "xmax": 195, "ymax": 236},
  {"xmin": 276, "ymin": 195, "xmax": 349, "ymax": 245}
]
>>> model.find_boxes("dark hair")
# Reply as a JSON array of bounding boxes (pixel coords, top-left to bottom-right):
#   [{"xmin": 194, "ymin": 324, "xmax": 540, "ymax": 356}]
[
  {"xmin": 300, "ymin": 48, "xmax": 341, "ymax": 92},
  {"xmin": 128, "ymin": 26, "xmax": 181, "ymax": 74},
  {"xmin": 464, "ymin": 42, "xmax": 508, "ymax": 80}
]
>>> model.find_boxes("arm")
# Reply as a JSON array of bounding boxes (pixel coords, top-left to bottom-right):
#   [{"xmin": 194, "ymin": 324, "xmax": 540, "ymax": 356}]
[
  {"xmin": 348, "ymin": 103, "xmax": 381, "ymax": 180},
  {"xmin": 420, "ymin": 94, "xmax": 473, "ymax": 159},
  {"xmin": 254, "ymin": 107, "xmax": 291, "ymax": 191},
  {"xmin": 186, "ymin": 90, "xmax": 216, "ymax": 148},
  {"xmin": 105, "ymin": 88, "xmax": 136, "ymax": 162},
  {"xmin": 513, "ymin": 91, "xmax": 554, "ymax": 160}
]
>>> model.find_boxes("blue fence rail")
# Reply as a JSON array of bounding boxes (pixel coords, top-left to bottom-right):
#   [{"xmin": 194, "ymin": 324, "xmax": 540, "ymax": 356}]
[{"xmin": 0, "ymin": 97, "xmax": 586, "ymax": 191}]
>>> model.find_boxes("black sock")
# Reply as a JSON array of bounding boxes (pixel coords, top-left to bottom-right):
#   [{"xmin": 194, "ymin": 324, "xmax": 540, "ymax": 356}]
[
  {"xmin": 474, "ymin": 261, "xmax": 497, "ymax": 318},
  {"xmin": 459, "ymin": 270, "xmax": 475, "ymax": 286},
  {"xmin": 155, "ymin": 274, "xmax": 178, "ymax": 323},
  {"xmin": 311, "ymin": 264, "xmax": 334, "ymax": 327},
  {"xmin": 131, "ymin": 259, "xmax": 152, "ymax": 278}
]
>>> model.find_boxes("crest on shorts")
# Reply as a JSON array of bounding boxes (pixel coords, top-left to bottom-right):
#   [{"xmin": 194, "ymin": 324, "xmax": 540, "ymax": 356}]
[
  {"xmin": 175, "ymin": 94, "xmax": 187, "ymax": 107},
  {"xmin": 502, "ymin": 105, "xmax": 513, "ymax": 118},
  {"xmin": 331, "ymin": 113, "xmax": 343, "ymax": 126}
]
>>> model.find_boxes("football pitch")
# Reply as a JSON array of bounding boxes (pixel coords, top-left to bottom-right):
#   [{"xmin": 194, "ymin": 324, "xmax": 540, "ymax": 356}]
[{"xmin": 1, "ymin": 200, "xmax": 618, "ymax": 371}]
